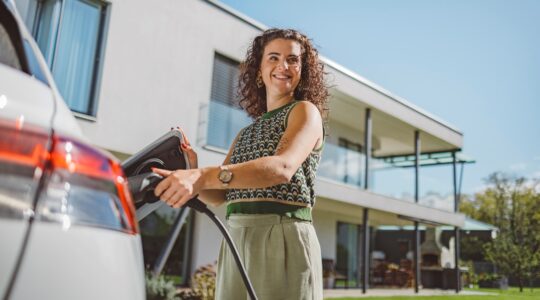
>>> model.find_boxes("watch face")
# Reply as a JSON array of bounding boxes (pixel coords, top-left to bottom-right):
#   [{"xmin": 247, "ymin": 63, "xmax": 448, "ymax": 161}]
[{"xmin": 219, "ymin": 169, "xmax": 232, "ymax": 183}]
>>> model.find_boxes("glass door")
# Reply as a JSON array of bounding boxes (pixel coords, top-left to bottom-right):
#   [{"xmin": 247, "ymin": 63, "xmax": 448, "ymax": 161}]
[{"xmin": 336, "ymin": 222, "xmax": 363, "ymax": 288}]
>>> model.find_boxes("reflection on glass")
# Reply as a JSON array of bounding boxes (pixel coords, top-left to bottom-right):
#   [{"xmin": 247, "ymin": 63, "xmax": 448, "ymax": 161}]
[
  {"xmin": 139, "ymin": 204, "xmax": 192, "ymax": 286},
  {"xmin": 207, "ymin": 100, "xmax": 251, "ymax": 150},
  {"xmin": 336, "ymin": 222, "xmax": 363, "ymax": 288},
  {"xmin": 370, "ymin": 157, "xmax": 416, "ymax": 202},
  {"xmin": 370, "ymin": 226, "xmax": 415, "ymax": 287},
  {"xmin": 371, "ymin": 155, "xmax": 455, "ymax": 211},
  {"xmin": 319, "ymin": 143, "xmax": 364, "ymax": 188},
  {"xmin": 419, "ymin": 165, "xmax": 454, "ymax": 212}
]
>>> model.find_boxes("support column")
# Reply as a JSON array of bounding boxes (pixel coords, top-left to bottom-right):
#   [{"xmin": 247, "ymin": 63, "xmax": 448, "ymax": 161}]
[
  {"xmin": 182, "ymin": 211, "xmax": 195, "ymax": 285},
  {"xmin": 362, "ymin": 208, "xmax": 369, "ymax": 293},
  {"xmin": 362, "ymin": 108, "xmax": 372, "ymax": 294},
  {"xmin": 452, "ymin": 151, "xmax": 461, "ymax": 293},
  {"xmin": 152, "ymin": 207, "xmax": 191, "ymax": 276},
  {"xmin": 364, "ymin": 108, "xmax": 371, "ymax": 190},
  {"xmin": 414, "ymin": 130, "xmax": 421, "ymax": 293}
]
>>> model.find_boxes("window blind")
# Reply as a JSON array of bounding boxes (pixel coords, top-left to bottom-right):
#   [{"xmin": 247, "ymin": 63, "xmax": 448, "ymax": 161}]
[{"xmin": 207, "ymin": 54, "xmax": 251, "ymax": 150}]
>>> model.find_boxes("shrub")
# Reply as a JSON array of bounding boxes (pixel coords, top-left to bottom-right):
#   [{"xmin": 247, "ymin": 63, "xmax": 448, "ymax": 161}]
[
  {"xmin": 177, "ymin": 263, "xmax": 217, "ymax": 300},
  {"xmin": 145, "ymin": 273, "xmax": 180, "ymax": 300}
]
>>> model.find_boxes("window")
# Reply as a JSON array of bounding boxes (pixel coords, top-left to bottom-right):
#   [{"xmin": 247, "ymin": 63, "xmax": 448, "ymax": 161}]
[
  {"xmin": 33, "ymin": 0, "xmax": 108, "ymax": 115},
  {"xmin": 336, "ymin": 222, "xmax": 364, "ymax": 288},
  {"xmin": 338, "ymin": 137, "xmax": 364, "ymax": 186},
  {"xmin": 206, "ymin": 53, "xmax": 251, "ymax": 150}
]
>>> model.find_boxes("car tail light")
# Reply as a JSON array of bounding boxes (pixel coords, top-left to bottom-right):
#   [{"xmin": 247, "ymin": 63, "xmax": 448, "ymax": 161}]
[
  {"xmin": 0, "ymin": 120, "xmax": 50, "ymax": 219},
  {"xmin": 36, "ymin": 134, "xmax": 139, "ymax": 234},
  {"xmin": 0, "ymin": 120, "xmax": 138, "ymax": 234}
]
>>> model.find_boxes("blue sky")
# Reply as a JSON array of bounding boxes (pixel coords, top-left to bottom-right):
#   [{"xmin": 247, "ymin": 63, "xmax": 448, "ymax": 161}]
[{"xmin": 220, "ymin": 0, "xmax": 540, "ymax": 195}]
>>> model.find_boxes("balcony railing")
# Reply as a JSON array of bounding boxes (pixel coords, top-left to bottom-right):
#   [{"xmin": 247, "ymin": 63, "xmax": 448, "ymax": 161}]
[
  {"xmin": 418, "ymin": 165, "xmax": 455, "ymax": 212},
  {"xmin": 319, "ymin": 144, "xmax": 455, "ymax": 212},
  {"xmin": 319, "ymin": 143, "xmax": 365, "ymax": 188},
  {"xmin": 370, "ymin": 157, "xmax": 455, "ymax": 211},
  {"xmin": 206, "ymin": 100, "xmax": 251, "ymax": 150},
  {"xmin": 370, "ymin": 157, "xmax": 416, "ymax": 203}
]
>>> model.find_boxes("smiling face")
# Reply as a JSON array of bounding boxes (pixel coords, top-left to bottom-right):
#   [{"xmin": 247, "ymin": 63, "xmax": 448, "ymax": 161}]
[{"xmin": 259, "ymin": 38, "xmax": 302, "ymax": 99}]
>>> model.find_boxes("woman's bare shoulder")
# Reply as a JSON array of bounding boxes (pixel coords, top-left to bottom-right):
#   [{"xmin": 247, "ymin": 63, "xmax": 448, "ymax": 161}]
[{"xmin": 290, "ymin": 100, "xmax": 322, "ymax": 120}]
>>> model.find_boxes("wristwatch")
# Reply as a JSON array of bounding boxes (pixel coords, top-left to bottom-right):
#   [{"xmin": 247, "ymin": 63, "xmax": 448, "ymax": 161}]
[{"xmin": 217, "ymin": 165, "xmax": 233, "ymax": 187}]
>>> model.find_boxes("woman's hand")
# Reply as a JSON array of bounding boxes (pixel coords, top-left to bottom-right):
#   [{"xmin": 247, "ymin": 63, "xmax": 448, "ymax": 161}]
[
  {"xmin": 152, "ymin": 168, "xmax": 203, "ymax": 208},
  {"xmin": 177, "ymin": 127, "xmax": 198, "ymax": 168},
  {"xmin": 153, "ymin": 127, "xmax": 201, "ymax": 208}
]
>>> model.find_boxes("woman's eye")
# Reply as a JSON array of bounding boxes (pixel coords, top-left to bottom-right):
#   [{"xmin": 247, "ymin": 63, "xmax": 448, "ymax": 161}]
[
  {"xmin": 287, "ymin": 57, "xmax": 299, "ymax": 65},
  {"xmin": 269, "ymin": 56, "xmax": 278, "ymax": 61}
]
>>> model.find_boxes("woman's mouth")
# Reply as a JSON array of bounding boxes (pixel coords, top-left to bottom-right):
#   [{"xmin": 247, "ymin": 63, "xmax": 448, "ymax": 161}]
[{"xmin": 272, "ymin": 74, "xmax": 291, "ymax": 81}]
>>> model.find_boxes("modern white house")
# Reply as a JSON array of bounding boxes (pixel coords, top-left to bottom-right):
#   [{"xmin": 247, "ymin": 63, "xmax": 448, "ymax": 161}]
[{"xmin": 14, "ymin": 0, "xmax": 474, "ymax": 293}]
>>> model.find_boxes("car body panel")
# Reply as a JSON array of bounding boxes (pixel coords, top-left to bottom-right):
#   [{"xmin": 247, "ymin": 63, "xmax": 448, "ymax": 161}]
[
  {"xmin": 0, "ymin": 220, "xmax": 29, "ymax": 295},
  {"xmin": 0, "ymin": 63, "xmax": 54, "ymax": 128},
  {"xmin": 10, "ymin": 223, "xmax": 145, "ymax": 300}
]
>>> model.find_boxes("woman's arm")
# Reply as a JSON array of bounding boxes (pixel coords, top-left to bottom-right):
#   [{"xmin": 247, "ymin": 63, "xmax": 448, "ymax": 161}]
[
  {"xmin": 196, "ymin": 133, "xmax": 240, "ymax": 207},
  {"xmin": 154, "ymin": 101, "xmax": 323, "ymax": 208}
]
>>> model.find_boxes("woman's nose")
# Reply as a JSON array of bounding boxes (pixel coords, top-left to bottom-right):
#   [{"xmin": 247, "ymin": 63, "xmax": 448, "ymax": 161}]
[{"xmin": 277, "ymin": 60, "xmax": 289, "ymax": 70}]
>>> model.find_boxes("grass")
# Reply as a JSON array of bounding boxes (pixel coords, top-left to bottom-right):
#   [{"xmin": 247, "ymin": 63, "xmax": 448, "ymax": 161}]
[
  {"xmin": 162, "ymin": 274, "xmax": 184, "ymax": 285},
  {"xmin": 327, "ymin": 287, "xmax": 540, "ymax": 300}
]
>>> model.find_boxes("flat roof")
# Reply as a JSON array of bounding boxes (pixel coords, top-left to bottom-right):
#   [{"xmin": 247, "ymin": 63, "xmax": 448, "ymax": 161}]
[{"xmin": 205, "ymin": 0, "xmax": 463, "ymax": 135}]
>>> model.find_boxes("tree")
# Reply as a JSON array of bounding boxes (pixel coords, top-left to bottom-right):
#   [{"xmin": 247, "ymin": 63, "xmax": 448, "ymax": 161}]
[{"xmin": 461, "ymin": 172, "xmax": 540, "ymax": 292}]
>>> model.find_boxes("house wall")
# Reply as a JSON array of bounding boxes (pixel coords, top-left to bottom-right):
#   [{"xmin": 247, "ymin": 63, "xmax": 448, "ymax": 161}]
[{"xmin": 312, "ymin": 205, "xmax": 367, "ymax": 261}]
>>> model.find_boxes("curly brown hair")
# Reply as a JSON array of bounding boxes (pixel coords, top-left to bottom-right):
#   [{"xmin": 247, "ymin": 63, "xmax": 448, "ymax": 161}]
[{"xmin": 238, "ymin": 28, "xmax": 329, "ymax": 120}]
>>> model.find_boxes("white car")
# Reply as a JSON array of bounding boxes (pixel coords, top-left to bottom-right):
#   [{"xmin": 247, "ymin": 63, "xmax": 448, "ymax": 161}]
[{"xmin": 0, "ymin": 0, "xmax": 146, "ymax": 299}]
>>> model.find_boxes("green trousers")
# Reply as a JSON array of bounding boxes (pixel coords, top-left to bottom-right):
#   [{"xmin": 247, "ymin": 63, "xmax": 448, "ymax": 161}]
[{"xmin": 215, "ymin": 214, "xmax": 323, "ymax": 300}]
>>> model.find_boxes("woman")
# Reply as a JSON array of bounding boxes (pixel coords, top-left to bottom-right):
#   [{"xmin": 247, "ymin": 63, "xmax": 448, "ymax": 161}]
[{"xmin": 153, "ymin": 28, "xmax": 329, "ymax": 300}]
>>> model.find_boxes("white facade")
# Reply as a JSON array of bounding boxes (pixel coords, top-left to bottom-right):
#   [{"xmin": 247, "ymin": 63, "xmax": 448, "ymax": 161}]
[{"xmin": 15, "ymin": 0, "xmax": 467, "ymax": 282}]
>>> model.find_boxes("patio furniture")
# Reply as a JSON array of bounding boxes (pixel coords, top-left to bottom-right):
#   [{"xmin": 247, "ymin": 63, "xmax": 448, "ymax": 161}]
[{"xmin": 322, "ymin": 258, "xmax": 349, "ymax": 289}]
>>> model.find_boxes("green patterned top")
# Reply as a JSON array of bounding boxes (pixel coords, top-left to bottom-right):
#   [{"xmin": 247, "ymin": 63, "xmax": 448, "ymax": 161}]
[{"xmin": 225, "ymin": 100, "xmax": 324, "ymax": 221}]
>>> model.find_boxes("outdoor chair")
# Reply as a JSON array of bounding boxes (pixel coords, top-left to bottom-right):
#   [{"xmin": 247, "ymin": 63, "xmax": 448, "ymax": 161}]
[{"xmin": 322, "ymin": 258, "xmax": 349, "ymax": 289}]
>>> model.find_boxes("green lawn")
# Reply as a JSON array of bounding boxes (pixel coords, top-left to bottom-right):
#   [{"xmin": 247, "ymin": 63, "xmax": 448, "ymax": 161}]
[
  {"xmin": 327, "ymin": 287, "xmax": 540, "ymax": 300},
  {"xmin": 163, "ymin": 274, "xmax": 184, "ymax": 285}
]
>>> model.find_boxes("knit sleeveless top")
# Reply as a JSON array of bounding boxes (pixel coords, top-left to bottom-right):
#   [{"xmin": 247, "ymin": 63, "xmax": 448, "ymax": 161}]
[{"xmin": 225, "ymin": 100, "xmax": 324, "ymax": 221}]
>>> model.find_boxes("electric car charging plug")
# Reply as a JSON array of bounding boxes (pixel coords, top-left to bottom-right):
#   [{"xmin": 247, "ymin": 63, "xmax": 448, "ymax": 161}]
[
  {"xmin": 127, "ymin": 172, "xmax": 209, "ymax": 214},
  {"xmin": 127, "ymin": 172, "xmax": 164, "ymax": 206}
]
